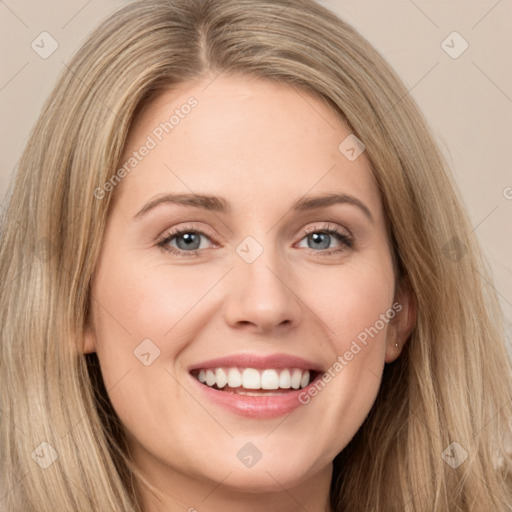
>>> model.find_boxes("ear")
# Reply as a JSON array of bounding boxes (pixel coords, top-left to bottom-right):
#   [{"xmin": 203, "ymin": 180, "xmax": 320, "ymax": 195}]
[{"xmin": 385, "ymin": 276, "xmax": 417, "ymax": 363}]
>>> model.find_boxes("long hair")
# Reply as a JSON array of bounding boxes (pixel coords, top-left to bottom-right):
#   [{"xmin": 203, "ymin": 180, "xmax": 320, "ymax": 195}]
[{"xmin": 1, "ymin": 0, "xmax": 511, "ymax": 510}]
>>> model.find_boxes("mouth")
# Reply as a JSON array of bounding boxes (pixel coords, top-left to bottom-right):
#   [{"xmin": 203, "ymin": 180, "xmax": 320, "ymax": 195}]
[
  {"xmin": 187, "ymin": 353, "xmax": 325, "ymax": 418},
  {"xmin": 190, "ymin": 367, "xmax": 320, "ymax": 396}
]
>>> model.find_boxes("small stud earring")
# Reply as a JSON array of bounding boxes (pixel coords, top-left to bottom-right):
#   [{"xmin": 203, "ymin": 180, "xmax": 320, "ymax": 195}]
[{"xmin": 394, "ymin": 342, "xmax": 399, "ymax": 349}]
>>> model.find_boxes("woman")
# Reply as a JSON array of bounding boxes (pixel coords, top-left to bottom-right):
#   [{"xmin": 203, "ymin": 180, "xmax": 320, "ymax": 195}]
[{"xmin": 1, "ymin": 0, "xmax": 511, "ymax": 510}]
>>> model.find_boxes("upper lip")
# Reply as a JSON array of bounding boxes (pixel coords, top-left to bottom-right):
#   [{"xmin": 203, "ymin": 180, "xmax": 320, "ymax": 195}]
[{"xmin": 188, "ymin": 353, "xmax": 324, "ymax": 373}]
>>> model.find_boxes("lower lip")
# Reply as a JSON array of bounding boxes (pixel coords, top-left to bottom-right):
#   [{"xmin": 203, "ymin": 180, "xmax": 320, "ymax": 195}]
[{"xmin": 189, "ymin": 372, "xmax": 320, "ymax": 419}]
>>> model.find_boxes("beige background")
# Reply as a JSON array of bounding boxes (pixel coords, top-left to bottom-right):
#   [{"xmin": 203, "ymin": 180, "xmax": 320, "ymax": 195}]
[{"xmin": 1, "ymin": 0, "xmax": 511, "ymax": 349}]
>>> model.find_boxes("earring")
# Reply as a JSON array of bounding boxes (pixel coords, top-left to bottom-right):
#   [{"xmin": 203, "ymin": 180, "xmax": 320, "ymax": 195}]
[{"xmin": 394, "ymin": 342, "xmax": 399, "ymax": 350}]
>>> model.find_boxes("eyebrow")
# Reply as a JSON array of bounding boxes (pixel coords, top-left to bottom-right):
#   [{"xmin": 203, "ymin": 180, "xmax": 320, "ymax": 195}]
[{"xmin": 134, "ymin": 192, "xmax": 373, "ymax": 222}]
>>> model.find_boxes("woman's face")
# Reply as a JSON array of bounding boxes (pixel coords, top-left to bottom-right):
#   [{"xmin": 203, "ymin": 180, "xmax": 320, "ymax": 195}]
[{"xmin": 85, "ymin": 75, "xmax": 413, "ymax": 503}]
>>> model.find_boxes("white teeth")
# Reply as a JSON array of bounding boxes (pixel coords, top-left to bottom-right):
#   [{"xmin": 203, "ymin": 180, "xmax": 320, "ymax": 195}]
[
  {"xmin": 261, "ymin": 369, "xmax": 279, "ymax": 390},
  {"xmin": 194, "ymin": 367, "xmax": 313, "ymax": 391},
  {"xmin": 300, "ymin": 370, "xmax": 310, "ymax": 389},
  {"xmin": 242, "ymin": 368, "xmax": 260, "ymax": 389},
  {"xmin": 227, "ymin": 368, "xmax": 242, "ymax": 388},
  {"xmin": 215, "ymin": 368, "xmax": 228, "ymax": 389},
  {"xmin": 279, "ymin": 369, "xmax": 291, "ymax": 389},
  {"xmin": 290, "ymin": 369, "xmax": 302, "ymax": 389},
  {"xmin": 205, "ymin": 369, "xmax": 216, "ymax": 387}
]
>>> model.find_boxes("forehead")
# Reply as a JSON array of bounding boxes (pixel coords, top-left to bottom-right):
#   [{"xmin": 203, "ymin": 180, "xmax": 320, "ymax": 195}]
[{"xmin": 114, "ymin": 75, "xmax": 382, "ymax": 217}]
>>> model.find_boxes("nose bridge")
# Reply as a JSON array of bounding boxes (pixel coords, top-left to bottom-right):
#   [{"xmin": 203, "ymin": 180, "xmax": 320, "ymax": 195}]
[{"xmin": 223, "ymin": 234, "xmax": 302, "ymax": 332}]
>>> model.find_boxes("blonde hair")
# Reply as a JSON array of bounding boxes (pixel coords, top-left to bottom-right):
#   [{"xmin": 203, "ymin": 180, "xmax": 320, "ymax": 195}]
[{"xmin": 1, "ymin": 0, "xmax": 511, "ymax": 510}]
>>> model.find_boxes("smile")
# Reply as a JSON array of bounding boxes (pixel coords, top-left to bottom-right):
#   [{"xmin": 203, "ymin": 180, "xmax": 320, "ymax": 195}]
[
  {"xmin": 192, "ymin": 367, "xmax": 315, "ymax": 394},
  {"xmin": 188, "ymin": 353, "xmax": 324, "ymax": 418}
]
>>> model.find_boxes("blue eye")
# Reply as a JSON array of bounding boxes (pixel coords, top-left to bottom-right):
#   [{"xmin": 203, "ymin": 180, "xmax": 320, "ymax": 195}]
[
  {"xmin": 157, "ymin": 227, "xmax": 213, "ymax": 256},
  {"xmin": 157, "ymin": 224, "xmax": 354, "ymax": 257},
  {"xmin": 298, "ymin": 227, "xmax": 354, "ymax": 254}
]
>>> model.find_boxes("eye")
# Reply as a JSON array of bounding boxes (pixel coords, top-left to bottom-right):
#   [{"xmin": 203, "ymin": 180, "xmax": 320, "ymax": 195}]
[
  {"xmin": 156, "ymin": 223, "xmax": 354, "ymax": 258},
  {"xmin": 157, "ymin": 225, "xmax": 216, "ymax": 257},
  {"xmin": 296, "ymin": 224, "xmax": 354, "ymax": 255}
]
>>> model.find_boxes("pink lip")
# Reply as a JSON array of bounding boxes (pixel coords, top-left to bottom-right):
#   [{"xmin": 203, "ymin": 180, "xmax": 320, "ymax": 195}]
[
  {"xmin": 187, "ymin": 352, "xmax": 324, "ymax": 372},
  {"xmin": 187, "ymin": 352, "xmax": 324, "ymax": 419},
  {"xmin": 189, "ymin": 372, "xmax": 322, "ymax": 419}
]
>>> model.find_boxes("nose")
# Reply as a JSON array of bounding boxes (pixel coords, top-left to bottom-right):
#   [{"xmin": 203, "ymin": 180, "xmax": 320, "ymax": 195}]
[{"xmin": 222, "ymin": 245, "xmax": 303, "ymax": 335}]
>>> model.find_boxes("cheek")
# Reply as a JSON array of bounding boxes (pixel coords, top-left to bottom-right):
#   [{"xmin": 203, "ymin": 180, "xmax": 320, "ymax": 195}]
[
  {"xmin": 89, "ymin": 248, "xmax": 235, "ymax": 414},
  {"xmin": 88, "ymin": 255, "xmax": 217, "ymax": 458},
  {"xmin": 91, "ymin": 252, "xmax": 218, "ymax": 352},
  {"xmin": 311, "ymin": 253, "xmax": 395, "ymax": 352},
  {"xmin": 87, "ymin": 252, "xmax": 179, "ymax": 396},
  {"xmin": 297, "ymin": 255, "xmax": 395, "ymax": 443}
]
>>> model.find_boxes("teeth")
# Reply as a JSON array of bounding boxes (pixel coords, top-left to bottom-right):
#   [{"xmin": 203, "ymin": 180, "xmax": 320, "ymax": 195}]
[
  {"xmin": 215, "ymin": 368, "xmax": 228, "ymax": 389},
  {"xmin": 279, "ymin": 369, "xmax": 291, "ymax": 389},
  {"xmin": 300, "ymin": 370, "xmax": 310, "ymax": 389},
  {"xmin": 290, "ymin": 369, "xmax": 302, "ymax": 389},
  {"xmin": 205, "ymin": 370, "xmax": 216, "ymax": 387},
  {"xmin": 242, "ymin": 368, "xmax": 260, "ymax": 389},
  {"xmin": 193, "ymin": 367, "xmax": 313, "ymax": 391},
  {"xmin": 227, "ymin": 368, "xmax": 242, "ymax": 388},
  {"xmin": 261, "ymin": 369, "xmax": 279, "ymax": 390}
]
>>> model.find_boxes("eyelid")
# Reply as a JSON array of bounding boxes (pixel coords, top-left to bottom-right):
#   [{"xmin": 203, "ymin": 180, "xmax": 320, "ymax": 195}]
[
  {"xmin": 297, "ymin": 223, "xmax": 354, "ymax": 251},
  {"xmin": 158, "ymin": 223, "xmax": 216, "ymax": 241},
  {"xmin": 157, "ymin": 221, "xmax": 354, "ymax": 256},
  {"xmin": 156, "ymin": 223, "xmax": 219, "ymax": 250},
  {"xmin": 302, "ymin": 222, "xmax": 352, "ymax": 238}
]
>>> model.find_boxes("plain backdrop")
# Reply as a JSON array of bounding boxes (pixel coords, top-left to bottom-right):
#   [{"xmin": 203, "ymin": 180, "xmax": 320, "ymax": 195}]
[{"xmin": 0, "ymin": 0, "xmax": 511, "ymax": 350}]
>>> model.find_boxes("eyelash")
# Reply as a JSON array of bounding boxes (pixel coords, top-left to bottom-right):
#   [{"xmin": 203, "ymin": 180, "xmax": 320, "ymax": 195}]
[{"xmin": 156, "ymin": 223, "xmax": 354, "ymax": 258}]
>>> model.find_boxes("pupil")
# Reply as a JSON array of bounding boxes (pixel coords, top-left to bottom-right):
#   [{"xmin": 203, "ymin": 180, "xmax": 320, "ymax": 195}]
[
  {"xmin": 177, "ymin": 233, "xmax": 200, "ymax": 250},
  {"xmin": 309, "ymin": 232, "xmax": 330, "ymax": 250}
]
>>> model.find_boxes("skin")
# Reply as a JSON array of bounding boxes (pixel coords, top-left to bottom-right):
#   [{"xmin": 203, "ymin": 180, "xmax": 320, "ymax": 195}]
[{"xmin": 84, "ymin": 75, "xmax": 415, "ymax": 512}]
